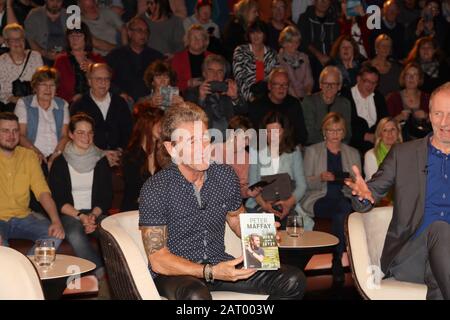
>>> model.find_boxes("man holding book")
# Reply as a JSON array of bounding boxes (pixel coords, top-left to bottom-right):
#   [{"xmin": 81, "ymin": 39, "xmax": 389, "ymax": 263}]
[{"xmin": 138, "ymin": 103, "xmax": 306, "ymax": 300}]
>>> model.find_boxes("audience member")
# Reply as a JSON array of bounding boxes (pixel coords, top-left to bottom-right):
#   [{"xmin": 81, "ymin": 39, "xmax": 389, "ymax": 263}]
[
  {"xmin": 0, "ymin": 111, "xmax": 65, "ymax": 250},
  {"xmin": 248, "ymin": 68, "xmax": 307, "ymax": 146},
  {"xmin": 277, "ymin": 25, "xmax": 313, "ymax": 99},
  {"xmin": 106, "ymin": 16, "xmax": 164, "ymax": 102},
  {"xmin": 139, "ymin": 0, "xmax": 185, "ymax": 58},
  {"xmin": 183, "ymin": 0, "xmax": 220, "ymax": 39},
  {"xmin": 24, "ymin": 0, "xmax": 68, "ymax": 65},
  {"xmin": 54, "ymin": 23, "xmax": 105, "ymax": 104},
  {"xmin": 370, "ymin": 34, "xmax": 402, "ymax": 98},
  {"xmin": 302, "ymin": 112, "xmax": 360, "ymax": 282},
  {"xmin": 14, "ymin": 66, "xmax": 69, "ymax": 172},
  {"xmin": 121, "ymin": 107, "xmax": 165, "ymax": 211},
  {"xmin": 266, "ymin": 0, "xmax": 292, "ymax": 51},
  {"xmin": 0, "ymin": 23, "xmax": 43, "ymax": 112},
  {"xmin": 302, "ymin": 66, "xmax": 352, "ymax": 145},
  {"xmin": 246, "ymin": 111, "xmax": 308, "ymax": 229},
  {"xmin": 171, "ymin": 24, "xmax": 211, "ymax": 92},
  {"xmin": 338, "ymin": 0, "xmax": 370, "ymax": 58},
  {"xmin": 185, "ymin": 54, "xmax": 247, "ymax": 139},
  {"xmin": 70, "ymin": 63, "xmax": 132, "ymax": 167},
  {"xmin": 233, "ymin": 20, "xmax": 278, "ymax": 102},
  {"xmin": 48, "ymin": 113, "xmax": 111, "ymax": 279}
]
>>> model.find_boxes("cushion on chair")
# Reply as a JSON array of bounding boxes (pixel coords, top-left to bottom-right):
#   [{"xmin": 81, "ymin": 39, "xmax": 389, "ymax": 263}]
[
  {"xmin": 346, "ymin": 207, "xmax": 427, "ymax": 300},
  {"xmin": 0, "ymin": 246, "xmax": 44, "ymax": 300},
  {"xmin": 101, "ymin": 211, "xmax": 268, "ymax": 300}
]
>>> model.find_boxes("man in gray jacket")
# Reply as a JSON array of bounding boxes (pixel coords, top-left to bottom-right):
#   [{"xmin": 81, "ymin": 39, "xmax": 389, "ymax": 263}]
[
  {"xmin": 346, "ymin": 82, "xmax": 450, "ymax": 300},
  {"xmin": 24, "ymin": 0, "xmax": 67, "ymax": 65}
]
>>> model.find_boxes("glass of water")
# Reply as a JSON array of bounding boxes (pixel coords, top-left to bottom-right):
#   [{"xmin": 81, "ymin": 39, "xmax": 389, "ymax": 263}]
[
  {"xmin": 34, "ymin": 239, "xmax": 56, "ymax": 267},
  {"xmin": 286, "ymin": 216, "xmax": 304, "ymax": 237}
]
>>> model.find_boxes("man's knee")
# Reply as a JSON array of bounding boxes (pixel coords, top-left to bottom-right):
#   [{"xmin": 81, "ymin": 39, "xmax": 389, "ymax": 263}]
[
  {"xmin": 176, "ymin": 279, "xmax": 212, "ymax": 300},
  {"xmin": 277, "ymin": 265, "xmax": 307, "ymax": 299},
  {"xmin": 427, "ymin": 221, "xmax": 450, "ymax": 248}
]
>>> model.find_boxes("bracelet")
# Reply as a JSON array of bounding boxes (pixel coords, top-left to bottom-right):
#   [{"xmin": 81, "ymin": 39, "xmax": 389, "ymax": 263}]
[{"xmin": 203, "ymin": 263, "xmax": 214, "ymax": 283}]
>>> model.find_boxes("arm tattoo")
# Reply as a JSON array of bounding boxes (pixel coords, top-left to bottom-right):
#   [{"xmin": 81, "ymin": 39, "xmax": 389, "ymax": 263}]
[{"xmin": 141, "ymin": 226, "xmax": 168, "ymax": 255}]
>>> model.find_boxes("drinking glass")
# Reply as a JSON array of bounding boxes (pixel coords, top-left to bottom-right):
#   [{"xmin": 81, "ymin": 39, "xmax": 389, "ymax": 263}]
[
  {"xmin": 286, "ymin": 216, "xmax": 304, "ymax": 237},
  {"xmin": 34, "ymin": 239, "xmax": 56, "ymax": 267}
]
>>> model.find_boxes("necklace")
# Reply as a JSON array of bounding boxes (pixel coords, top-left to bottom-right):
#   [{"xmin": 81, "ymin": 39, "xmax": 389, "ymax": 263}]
[{"xmin": 9, "ymin": 52, "xmax": 26, "ymax": 66}]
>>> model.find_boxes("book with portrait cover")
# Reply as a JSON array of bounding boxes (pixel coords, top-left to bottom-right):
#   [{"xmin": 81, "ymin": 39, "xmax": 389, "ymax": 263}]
[{"xmin": 240, "ymin": 213, "xmax": 280, "ymax": 270}]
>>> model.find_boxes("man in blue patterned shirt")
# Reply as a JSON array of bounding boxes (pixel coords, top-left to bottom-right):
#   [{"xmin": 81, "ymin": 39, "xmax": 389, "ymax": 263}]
[{"xmin": 139, "ymin": 103, "xmax": 306, "ymax": 300}]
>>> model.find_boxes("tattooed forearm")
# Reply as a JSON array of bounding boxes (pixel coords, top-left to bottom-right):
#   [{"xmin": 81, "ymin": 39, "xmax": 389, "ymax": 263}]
[{"xmin": 140, "ymin": 226, "xmax": 168, "ymax": 255}]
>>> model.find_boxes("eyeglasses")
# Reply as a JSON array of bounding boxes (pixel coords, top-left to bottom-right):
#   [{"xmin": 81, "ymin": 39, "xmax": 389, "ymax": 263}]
[
  {"xmin": 321, "ymin": 82, "xmax": 340, "ymax": 89},
  {"xmin": 326, "ymin": 128, "xmax": 344, "ymax": 135},
  {"xmin": 6, "ymin": 37, "xmax": 24, "ymax": 43},
  {"xmin": 361, "ymin": 78, "xmax": 378, "ymax": 86},
  {"xmin": 38, "ymin": 83, "xmax": 56, "ymax": 89}
]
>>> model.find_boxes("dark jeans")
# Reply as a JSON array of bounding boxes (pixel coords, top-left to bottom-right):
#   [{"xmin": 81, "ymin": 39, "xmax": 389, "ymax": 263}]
[
  {"xmin": 60, "ymin": 214, "xmax": 106, "ymax": 271},
  {"xmin": 313, "ymin": 196, "xmax": 353, "ymax": 259},
  {"xmin": 154, "ymin": 264, "xmax": 306, "ymax": 300},
  {"xmin": 389, "ymin": 221, "xmax": 450, "ymax": 300}
]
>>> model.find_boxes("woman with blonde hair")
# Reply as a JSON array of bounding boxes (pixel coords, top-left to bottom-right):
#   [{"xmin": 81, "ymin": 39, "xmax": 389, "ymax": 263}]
[{"xmin": 364, "ymin": 117, "xmax": 403, "ymax": 181}]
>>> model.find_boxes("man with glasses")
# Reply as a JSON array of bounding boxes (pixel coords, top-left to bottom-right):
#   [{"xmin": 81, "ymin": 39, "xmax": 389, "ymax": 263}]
[
  {"xmin": 248, "ymin": 67, "xmax": 307, "ymax": 146},
  {"xmin": 342, "ymin": 64, "xmax": 389, "ymax": 155},
  {"xmin": 184, "ymin": 54, "xmax": 247, "ymax": 141},
  {"xmin": 106, "ymin": 16, "xmax": 164, "ymax": 102},
  {"xmin": 24, "ymin": 0, "xmax": 68, "ymax": 65},
  {"xmin": 70, "ymin": 63, "xmax": 132, "ymax": 167},
  {"xmin": 302, "ymin": 65, "xmax": 352, "ymax": 145}
]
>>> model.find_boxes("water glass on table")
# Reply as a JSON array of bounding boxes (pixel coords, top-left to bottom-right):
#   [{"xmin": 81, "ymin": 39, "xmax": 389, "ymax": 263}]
[
  {"xmin": 286, "ymin": 216, "xmax": 304, "ymax": 237},
  {"xmin": 34, "ymin": 239, "xmax": 56, "ymax": 268}
]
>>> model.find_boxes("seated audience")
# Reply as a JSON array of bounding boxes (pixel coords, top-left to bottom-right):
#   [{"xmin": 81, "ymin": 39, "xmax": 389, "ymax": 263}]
[
  {"xmin": 301, "ymin": 112, "xmax": 361, "ymax": 283},
  {"xmin": 0, "ymin": 112, "xmax": 65, "ymax": 250},
  {"xmin": 246, "ymin": 111, "xmax": 307, "ymax": 229},
  {"xmin": 328, "ymin": 34, "xmax": 365, "ymax": 91},
  {"xmin": 386, "ymin": 62, "xmax": 431, "ymax": 140},
  {"xmin": 184, "ymin": 54, "xmax": 247, "ymax": 139},
  {"xmin": 0, "ymin": 23, "xmax": 43, "ymax": 112},
  {"xmin": 341, "ymin": 65, "xmax": 389, "ymax": 155},
  {"xmin": 48, "ymin": 113, "xmax": 112, "ymax": 279},
  {"xmin": 404, "ymin": 36, "xmax": 450, "ymax": 94},
  {"xmin": 266, "ymin": 0, "xmax": 292, "ymax": 51},
  {"xmin": 171, "ymin": 24, "xmax": 212, "ymax": 92},
  {"xmin": 248, "ymin": 67, "xmax": 307, "ymax": 146},
  {"xmin": 302, "ymin": 66, "xmax": 352, "ymax": 145},
  {"xmin": 139, "ymin": 0, "xmax": 185, "ymax": 58},
  {"xmin": 223, "ymin": 0, "xmax": 259, "ymax": 62},
  {"xmin": 139, "ymin": 104, "xmax": 306, "ymax": 300},
  {"xmin": 54, "ymin": 23, "xmax": 105, "ymax": 104},
  {"xmin": 370, "ymin": 34, "xmax": 402, "ymax": 98},
  {"xmin": 121, "ymin": 107, "xmax": 165, "ymax": 211},
  {"xmin": 79, "ymin": 0, "xmax": 127, "ymax": 56},
  {"xmin": 364, "ymin": 117, "xmax": 403, "ymax": 182},
  {"xmin": 277, "ymin": 25, "xmax": 313, "ymax": 99},
  {"xmin": 233, "ymin": 20, "xmax": 278, "ymax": 102},
  {"xmin": 14, "ymin": 66, "xmax": 69, "ymax": 172},
  {"xmin": 70, "ymin": 63, "xmax": 132, "ymax": 167},
  {"xmin": 24, "ymin": 0, "xmax": 68, "ymax": 65},
  {"xmin": 106, "ymin": 16, "xmax": 164, "ymax": 103},
  {"xmin": 141, "ymin": 59, "xmax": 183, "ymax": 110}
]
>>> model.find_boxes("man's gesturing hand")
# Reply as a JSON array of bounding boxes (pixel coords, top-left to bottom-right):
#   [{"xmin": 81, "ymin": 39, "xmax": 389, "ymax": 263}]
[{"xmin": 345, "ymin": 165, "xmax": 375, "ymax": 204}]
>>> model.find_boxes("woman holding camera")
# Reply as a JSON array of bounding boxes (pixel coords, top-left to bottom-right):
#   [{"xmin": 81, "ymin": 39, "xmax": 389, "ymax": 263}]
[
  {"xmin": 246, "ymin": 111, "xmax": 307, "ymax": 228},
  {"xmin": 0, "ymin": 23, "xmax": 43, "ymax": 112},
  {"xmin": 301, "ymin": 112, "xmax": 361, "ymax": 283}
]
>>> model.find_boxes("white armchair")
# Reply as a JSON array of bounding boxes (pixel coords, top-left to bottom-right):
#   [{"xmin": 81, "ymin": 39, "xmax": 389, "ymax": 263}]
[
  {"xmin": 346, "ymin": 206, "xmax": 427, "ymax": 300},
  {"xmin": 99, "ymin": 211, "xmax": 268, "ymax": 300},
  {"xmin": 0, "ymin": 246, "xmax": 44, "ymax": 300}
]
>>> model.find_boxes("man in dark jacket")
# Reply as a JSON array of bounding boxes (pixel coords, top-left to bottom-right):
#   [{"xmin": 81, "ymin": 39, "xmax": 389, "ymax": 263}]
[{"xmin": 297, "ymin": 1, "xmax": 340, "ymax": 91}]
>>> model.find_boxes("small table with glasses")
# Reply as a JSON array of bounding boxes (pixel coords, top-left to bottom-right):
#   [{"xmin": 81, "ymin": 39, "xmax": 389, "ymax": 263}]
[
  {"xmin": 278, "ymin": 230, "xmax": 339, "ymax": 270},
  {"xmin": 28, "ymin": 254, "xmax": 96, "ymax": 300}
]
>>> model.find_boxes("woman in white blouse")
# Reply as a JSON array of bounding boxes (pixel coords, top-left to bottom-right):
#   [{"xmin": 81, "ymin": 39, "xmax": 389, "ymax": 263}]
[
  {"xmin": 364, "ymin": 117, "xmax": 403, "ymax": 181},
  {"xmin": 0, "ymin": 23, "xmax": 43, "ymax": 111}
]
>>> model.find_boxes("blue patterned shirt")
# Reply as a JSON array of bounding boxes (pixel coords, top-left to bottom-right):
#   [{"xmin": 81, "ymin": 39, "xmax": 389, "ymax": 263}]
[{"xmin": 139, "ymin": 163, "xmax": 242, "ymax": 278}]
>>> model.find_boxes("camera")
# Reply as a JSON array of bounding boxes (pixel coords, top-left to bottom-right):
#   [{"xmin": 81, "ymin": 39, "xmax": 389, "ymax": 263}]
[
  {"xmin": 160, "ymin": 86, "xmax": 179, "ymax": 107},
  {"xmin": 209, "ymin": 81, "xmax": 228, "ymax": 93}
]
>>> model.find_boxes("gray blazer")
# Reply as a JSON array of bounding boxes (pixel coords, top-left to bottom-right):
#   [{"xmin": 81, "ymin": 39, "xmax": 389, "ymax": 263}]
[
  {"xmin": 302, "ymin": 92, "xmax": 352, "ymax": 145},
  {"xmin": 351, "ymin": 137, "xmax": 429, "ymax": 276},
  {"xmin": 301, "ymin": 141, "xmax": 361, "ymax": 216}
]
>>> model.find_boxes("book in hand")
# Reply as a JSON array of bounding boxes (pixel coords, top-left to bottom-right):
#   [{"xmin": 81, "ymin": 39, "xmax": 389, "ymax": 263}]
[{"xmin": 240, "ymin": 213, "xmax": 280, "ymax": 270}]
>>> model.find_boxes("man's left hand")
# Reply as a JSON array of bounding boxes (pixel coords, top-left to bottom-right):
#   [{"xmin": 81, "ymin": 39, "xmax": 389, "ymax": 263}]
[{"xmin": 226, "ymin": 79, "xmax": 239, "ymax": 100}]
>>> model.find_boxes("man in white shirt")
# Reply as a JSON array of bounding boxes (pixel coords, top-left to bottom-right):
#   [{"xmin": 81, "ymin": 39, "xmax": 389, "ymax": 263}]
[{"xmin": 342, "ymin": 64, "xmax": 389, "ymax": 154}]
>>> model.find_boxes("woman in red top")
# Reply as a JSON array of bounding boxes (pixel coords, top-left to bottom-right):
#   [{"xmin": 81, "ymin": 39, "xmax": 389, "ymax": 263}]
[{"xmin": 53, "ymin": 23, "xmax": 104, "ymax": 104}]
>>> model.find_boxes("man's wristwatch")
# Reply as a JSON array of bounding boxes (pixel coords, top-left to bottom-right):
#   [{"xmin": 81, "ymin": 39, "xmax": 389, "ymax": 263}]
[{"xmin": 203, "ymin": 264, "xmax": 214, "ymax": 283}]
